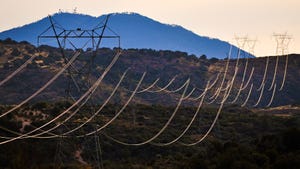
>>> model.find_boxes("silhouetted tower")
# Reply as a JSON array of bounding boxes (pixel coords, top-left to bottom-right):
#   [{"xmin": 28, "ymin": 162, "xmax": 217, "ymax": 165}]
[
  {"xmin": 38, "ymin": 15, "xmax": 120, "ymax": 101},
  {"xmin": 273, "ymin": 33, "xmax": 292, "ymax": 56},
  {"xmin": 273, "ymin": 33, "xmax": 292, "ymax": 91},
  {"xmin": 38, "ymin": 14, "xmax": 120, "ymax": 169}
]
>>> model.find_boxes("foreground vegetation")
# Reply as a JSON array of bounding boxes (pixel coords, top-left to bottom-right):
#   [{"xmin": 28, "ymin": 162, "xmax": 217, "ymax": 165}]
[{"xmin": 0, "ymin": 102, "xmax": 299, "ymax": 169}]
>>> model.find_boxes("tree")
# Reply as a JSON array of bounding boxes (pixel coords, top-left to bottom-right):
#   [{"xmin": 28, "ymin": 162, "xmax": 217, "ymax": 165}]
[
  {"xmin": 199, "ymin": 54, "xmax": 207, "ymax": 60},
  {"xmin": 209, "ymin": 57, "xmax": 219, "ymax": 63}
]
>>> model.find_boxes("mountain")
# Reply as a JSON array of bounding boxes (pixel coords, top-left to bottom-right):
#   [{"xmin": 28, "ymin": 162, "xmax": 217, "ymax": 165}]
[{"xmin": 0, "ymin": 12, "xmax": 249, "ymax": 59}]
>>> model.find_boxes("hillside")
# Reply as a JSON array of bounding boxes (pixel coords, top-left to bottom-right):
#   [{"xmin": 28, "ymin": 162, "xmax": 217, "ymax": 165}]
[
  {"xmin": 0, "ymin": 40, "xmax": 299, "ymax": 169},
  {"xmin": 0, "ymin": 39, "xmax": 299, "ymax": 107},
  {"xmin": 0, "ymin": 12, "xmax": 247, "ymax": 59}
]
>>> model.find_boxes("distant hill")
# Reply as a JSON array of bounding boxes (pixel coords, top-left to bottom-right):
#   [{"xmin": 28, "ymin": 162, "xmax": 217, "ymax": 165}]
[
  {"xmin": 0, "ymin": 40, "xmax": 299, "ymax": 106},
  {"xmin": 0, "ymin": 12, "xmax": 250, "ymax": 59}
]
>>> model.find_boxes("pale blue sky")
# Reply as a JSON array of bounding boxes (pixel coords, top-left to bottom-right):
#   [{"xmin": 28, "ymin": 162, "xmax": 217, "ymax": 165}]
[{"xmin": 0, "ymin": 0, "xmax": 299, "ymax": 56}]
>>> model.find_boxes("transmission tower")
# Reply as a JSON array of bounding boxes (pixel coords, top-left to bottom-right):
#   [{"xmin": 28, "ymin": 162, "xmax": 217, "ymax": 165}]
[
  {"xmin": 234, "ymin": 35, "xmax": 248, "ymax": 50},
  {"xmin": 246, "ymin": 38, "xmax": 257, "ymax": 56},
  {"xmin": 273, "ymin": 33, "xmax": 292, "ymax": 56},
  {"xmin": 38, "ymin": 15, "xmax": 120, "ymax": 101},
  {"xmin": 234, "ymin": 35, "xmax": 250, "ymax": 60},
  {"xmin": 38, "ymin": 14, "xmax": 120, "ymax": 168},
  {"xmin": 273, "ymin": 33, "xmax": 292, "ymax": 91}
]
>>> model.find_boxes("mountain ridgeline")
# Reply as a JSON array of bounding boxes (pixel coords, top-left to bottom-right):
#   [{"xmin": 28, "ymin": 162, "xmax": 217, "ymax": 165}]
[{"xmin": 0, "ymin": 12, "xmax": 250, "ymax": 59}]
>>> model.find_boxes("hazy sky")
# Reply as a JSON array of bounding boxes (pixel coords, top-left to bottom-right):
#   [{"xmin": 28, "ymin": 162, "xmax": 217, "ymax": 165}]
[{"xmin": 0, "ymin": 0, "xmax": 299, "ymax": 56}]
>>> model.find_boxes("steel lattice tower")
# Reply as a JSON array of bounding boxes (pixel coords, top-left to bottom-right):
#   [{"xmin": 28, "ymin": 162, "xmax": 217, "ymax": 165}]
[{"xmin": 38, "ymin": 14, "xmax": 120, "ymax": 169}]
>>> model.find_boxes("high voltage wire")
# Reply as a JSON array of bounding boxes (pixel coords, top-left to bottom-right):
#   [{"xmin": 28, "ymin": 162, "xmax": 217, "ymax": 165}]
[
  {"xmin": 30, "ymin": 67, "xmax": 129, "ymax": 139},
  {"xmin": 0, "ymin": 53, "xmax": 38, "ymax": 87},
  {"xmin": 0, "ymin": 51, "xmax": 81, "ymax": 119},
  {"xmin": 257, "ymin": 57, "xmax": 269, "ymax": 91},
  {"xmin": 180, "ymin": 82, "xmax": 231, "ymax": 146},
  {"xmin": 102, "ymin": 79, "xmax": 190, "ymax": 146},
  {"xmin": 0, "ymin": 51, "xmax": 121, "ymax": 144},
  {"xmin": 78, "ymin": 72, "xmax": 146, "ymax": 138},
  {"xmin": 208, "ymin": 45, "xmax": 233, "ymax": 101},
  {"xmin": 0, "ymin": 45, "xmax": 292, "ymax": 145},
  {"xmin": 152, "ymin": 81, "xmax": 210, "ymax": 146},
  {"xmin": 241, "ymin": 83, "xmax": 254, "ymax": 107}
]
